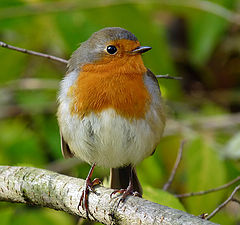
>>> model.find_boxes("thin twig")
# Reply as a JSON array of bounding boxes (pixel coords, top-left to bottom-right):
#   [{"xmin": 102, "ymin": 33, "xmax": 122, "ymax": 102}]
[
  {"xmin": 163, "ymin": 140, "xmax": 185, "ymax": 191},
  {"xmin": 156, "ymin": 74, "xmax": 182, "ymax": 80},
  {"xmin": 206, "ymin": 185, "xmax": 240, "ymax": 220},
  {"xmin": 176, "ymin": 176, "xmax": 240, "ymax": 198},
  {"xmin": 0, "ymin": 41, "xmax": 68, "ymax": 64}
]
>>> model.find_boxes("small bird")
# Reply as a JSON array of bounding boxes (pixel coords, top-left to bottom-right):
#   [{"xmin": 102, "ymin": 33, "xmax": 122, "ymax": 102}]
[{"xmin": 57, "ymin": 27, "xmax": 165, "ymax": 214}]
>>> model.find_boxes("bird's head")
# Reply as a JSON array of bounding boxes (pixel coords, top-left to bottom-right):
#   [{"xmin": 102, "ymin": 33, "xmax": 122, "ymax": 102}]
[{"xmin": 68, "ymin": 27, "xmax": 151, "ymax": 74}]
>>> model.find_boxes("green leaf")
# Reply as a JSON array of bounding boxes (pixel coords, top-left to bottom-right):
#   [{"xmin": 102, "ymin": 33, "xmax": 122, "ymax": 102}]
[
  {"xmin": 184, "ymin": 136, "xmax": 227, "ymax": 215},
  {"xmin": 157, "ymin": 135, "xmax": 183, "ymax": 176},
  {"xmin": 143, "ymin": 186, "xmax": 185, "ymax": 211},
  {"xmin": 137, "ymin": 151, "xmax": 165, "ymax": 188}
]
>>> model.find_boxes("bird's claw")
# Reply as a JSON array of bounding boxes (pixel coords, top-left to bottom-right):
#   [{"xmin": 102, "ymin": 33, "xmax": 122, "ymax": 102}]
[
  {"xmin": 88, "ymin": 178, "xmax": 101, "ymax": 194},
  {"xmin": 77, "ymin": 163, "xmax": 101, "ymax": 218},
  {"xmin": 78, "ymin": 177, "xmax": 101, "ymax": 218},
  {"xmin": 111, "ymin": 187, "xmax": 142, "ymax": 204}
]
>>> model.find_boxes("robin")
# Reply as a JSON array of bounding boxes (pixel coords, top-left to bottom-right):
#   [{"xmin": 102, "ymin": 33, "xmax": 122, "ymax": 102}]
[{"xmin": 57, "ymin": 27, "xmax": 165, "ymax": 216}]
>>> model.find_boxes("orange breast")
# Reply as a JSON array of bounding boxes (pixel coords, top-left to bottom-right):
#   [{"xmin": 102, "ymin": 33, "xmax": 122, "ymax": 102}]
[{"xmin": 69, "ymin": 50, "xmax": 150, "ymax": 119}]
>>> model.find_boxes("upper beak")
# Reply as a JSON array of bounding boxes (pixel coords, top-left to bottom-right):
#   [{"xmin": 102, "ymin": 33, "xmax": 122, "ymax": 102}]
[{"xmin": 131, "ymin": 46, "xmax": 152, "ymax": 54}]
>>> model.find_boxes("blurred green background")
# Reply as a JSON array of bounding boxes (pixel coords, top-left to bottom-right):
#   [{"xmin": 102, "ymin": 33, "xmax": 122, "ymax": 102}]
[{"xmin": 0, "ymin": 0, "xmax": 240, "ymax": 224}]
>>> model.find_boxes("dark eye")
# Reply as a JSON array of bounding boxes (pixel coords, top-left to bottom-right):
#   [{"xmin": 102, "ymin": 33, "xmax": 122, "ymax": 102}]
[{"xmin": 106, "ymin": 45, "xmax": 117, "ymax": 55}]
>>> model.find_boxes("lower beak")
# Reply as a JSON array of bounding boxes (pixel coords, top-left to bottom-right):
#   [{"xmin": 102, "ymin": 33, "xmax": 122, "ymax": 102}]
[{"xmin": 131, "ymin": 46, "xmax": 152, "ymax": 54}]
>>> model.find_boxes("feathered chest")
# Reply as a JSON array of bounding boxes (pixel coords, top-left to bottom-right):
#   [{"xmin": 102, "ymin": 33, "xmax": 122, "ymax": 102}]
[{"xmin": 68, "ymin": 71, "xmax": 151, "ymax": 119}]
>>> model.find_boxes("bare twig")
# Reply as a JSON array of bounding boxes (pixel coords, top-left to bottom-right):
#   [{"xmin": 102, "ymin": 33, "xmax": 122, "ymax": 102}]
[
  {"xmin": 156, "ymin": 74, "xmax": 182, "ymax": 80},
  {"xmin": 0, "ymin": 41, "xmax": 68, "ymax": 64},
  {"xmin": 176, "ymin": 176, "xmax": 240, "ymax": 198},
  {"xmin": 0, "ymin": 0, "xmax": 239, "ymax": 25},
  {"xmin": 163, "ymin": 140, "xmax": 185, "ymax": 191},
  {"xmin": 206, "ymin": 185, "xmax": 240, "ymax": 220}
]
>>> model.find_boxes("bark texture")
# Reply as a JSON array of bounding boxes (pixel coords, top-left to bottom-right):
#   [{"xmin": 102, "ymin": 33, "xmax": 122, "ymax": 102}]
[{"xmin": 0, "ymin": 166, "xmax": 218, "ymax": 225}]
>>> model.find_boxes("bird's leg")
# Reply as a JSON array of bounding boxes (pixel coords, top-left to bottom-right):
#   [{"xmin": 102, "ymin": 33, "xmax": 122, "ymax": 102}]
[
  {"xmin": 110, "ymin": 168, "xmax": 142, "ymax": 204},
  {"xmin": 78, "ymin": 163, "xmax": 101, "ymax": 218}
]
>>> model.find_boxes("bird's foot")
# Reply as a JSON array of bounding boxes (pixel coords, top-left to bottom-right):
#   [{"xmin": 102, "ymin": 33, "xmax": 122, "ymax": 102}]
[
  {"xmin": 110, "ymin": 183, "xmax": 142, "ymax": 205},
  {"xmin": 78, "ymin": 163, "xmax": 101, "ymax": 219},
  {"xmin": 78, "ymin": 177, "xmax": 101, "ymax": 218}
]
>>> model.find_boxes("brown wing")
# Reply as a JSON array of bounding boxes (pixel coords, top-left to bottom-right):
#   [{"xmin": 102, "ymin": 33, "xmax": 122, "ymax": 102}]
[{"xmin": 60, "ymin": 133, "xmax": 74, "ymax": 158}]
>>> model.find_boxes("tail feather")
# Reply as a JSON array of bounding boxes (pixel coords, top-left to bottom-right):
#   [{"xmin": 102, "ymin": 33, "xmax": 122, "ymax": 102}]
[{"xmin": 110, "ymin": 165, "xmax": 142, "ymax": 195}]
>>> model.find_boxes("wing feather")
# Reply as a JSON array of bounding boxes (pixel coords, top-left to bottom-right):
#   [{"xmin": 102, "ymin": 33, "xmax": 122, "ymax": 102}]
[{"xmin": 60, "ymin": 133, "xmax": 74, "ymax": 158}]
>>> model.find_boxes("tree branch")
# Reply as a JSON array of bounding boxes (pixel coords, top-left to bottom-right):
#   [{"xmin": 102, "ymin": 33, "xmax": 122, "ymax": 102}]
[{"xmin": 0, "ymin": 166, "xmax": 217, "ymax": 225}]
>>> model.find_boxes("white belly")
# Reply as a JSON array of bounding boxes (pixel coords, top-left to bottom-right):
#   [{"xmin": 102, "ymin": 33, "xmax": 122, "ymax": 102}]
[{"xmin": 58, "ymin": 107, "xmax": 164, "ymax": 168}]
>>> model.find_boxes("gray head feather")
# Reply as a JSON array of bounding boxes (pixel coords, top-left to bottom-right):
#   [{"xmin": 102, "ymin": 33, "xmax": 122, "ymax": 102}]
[{"xmin": 67, "ymin": 27, "xmax": 138, "ymax": 73}]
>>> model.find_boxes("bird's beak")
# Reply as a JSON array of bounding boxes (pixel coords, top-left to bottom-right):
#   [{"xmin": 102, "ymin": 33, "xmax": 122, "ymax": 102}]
[{"xmin": 131, "ymin": 46, "xmax": 152, "ymax": 54}]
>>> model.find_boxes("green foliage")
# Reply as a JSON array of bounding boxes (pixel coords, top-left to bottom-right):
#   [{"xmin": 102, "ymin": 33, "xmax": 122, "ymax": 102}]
[
  {"xmin": 188, "ymin": 0, "xmax": 234, "ymax": 66},
  {"xmin": 184, "ymin": 137, "xmax": 226, "ymax": 214},
  {"xmin": 0, "ymin": 119, "xmax": 46, "ymax": 166},
  {"xmin": 137, "ymin": 150, "xmax": 165, "ymax": 188},
  {"xmin": 143, "ymin": 186, "xmax": 185, "ymax": 211},
  {"xmin": 0, "ymin": 204, "xmax": 75, "ymax": 225},
  {"xmin": 0, "ymin": 0, "xmax": 240, "ymax": 224}
]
